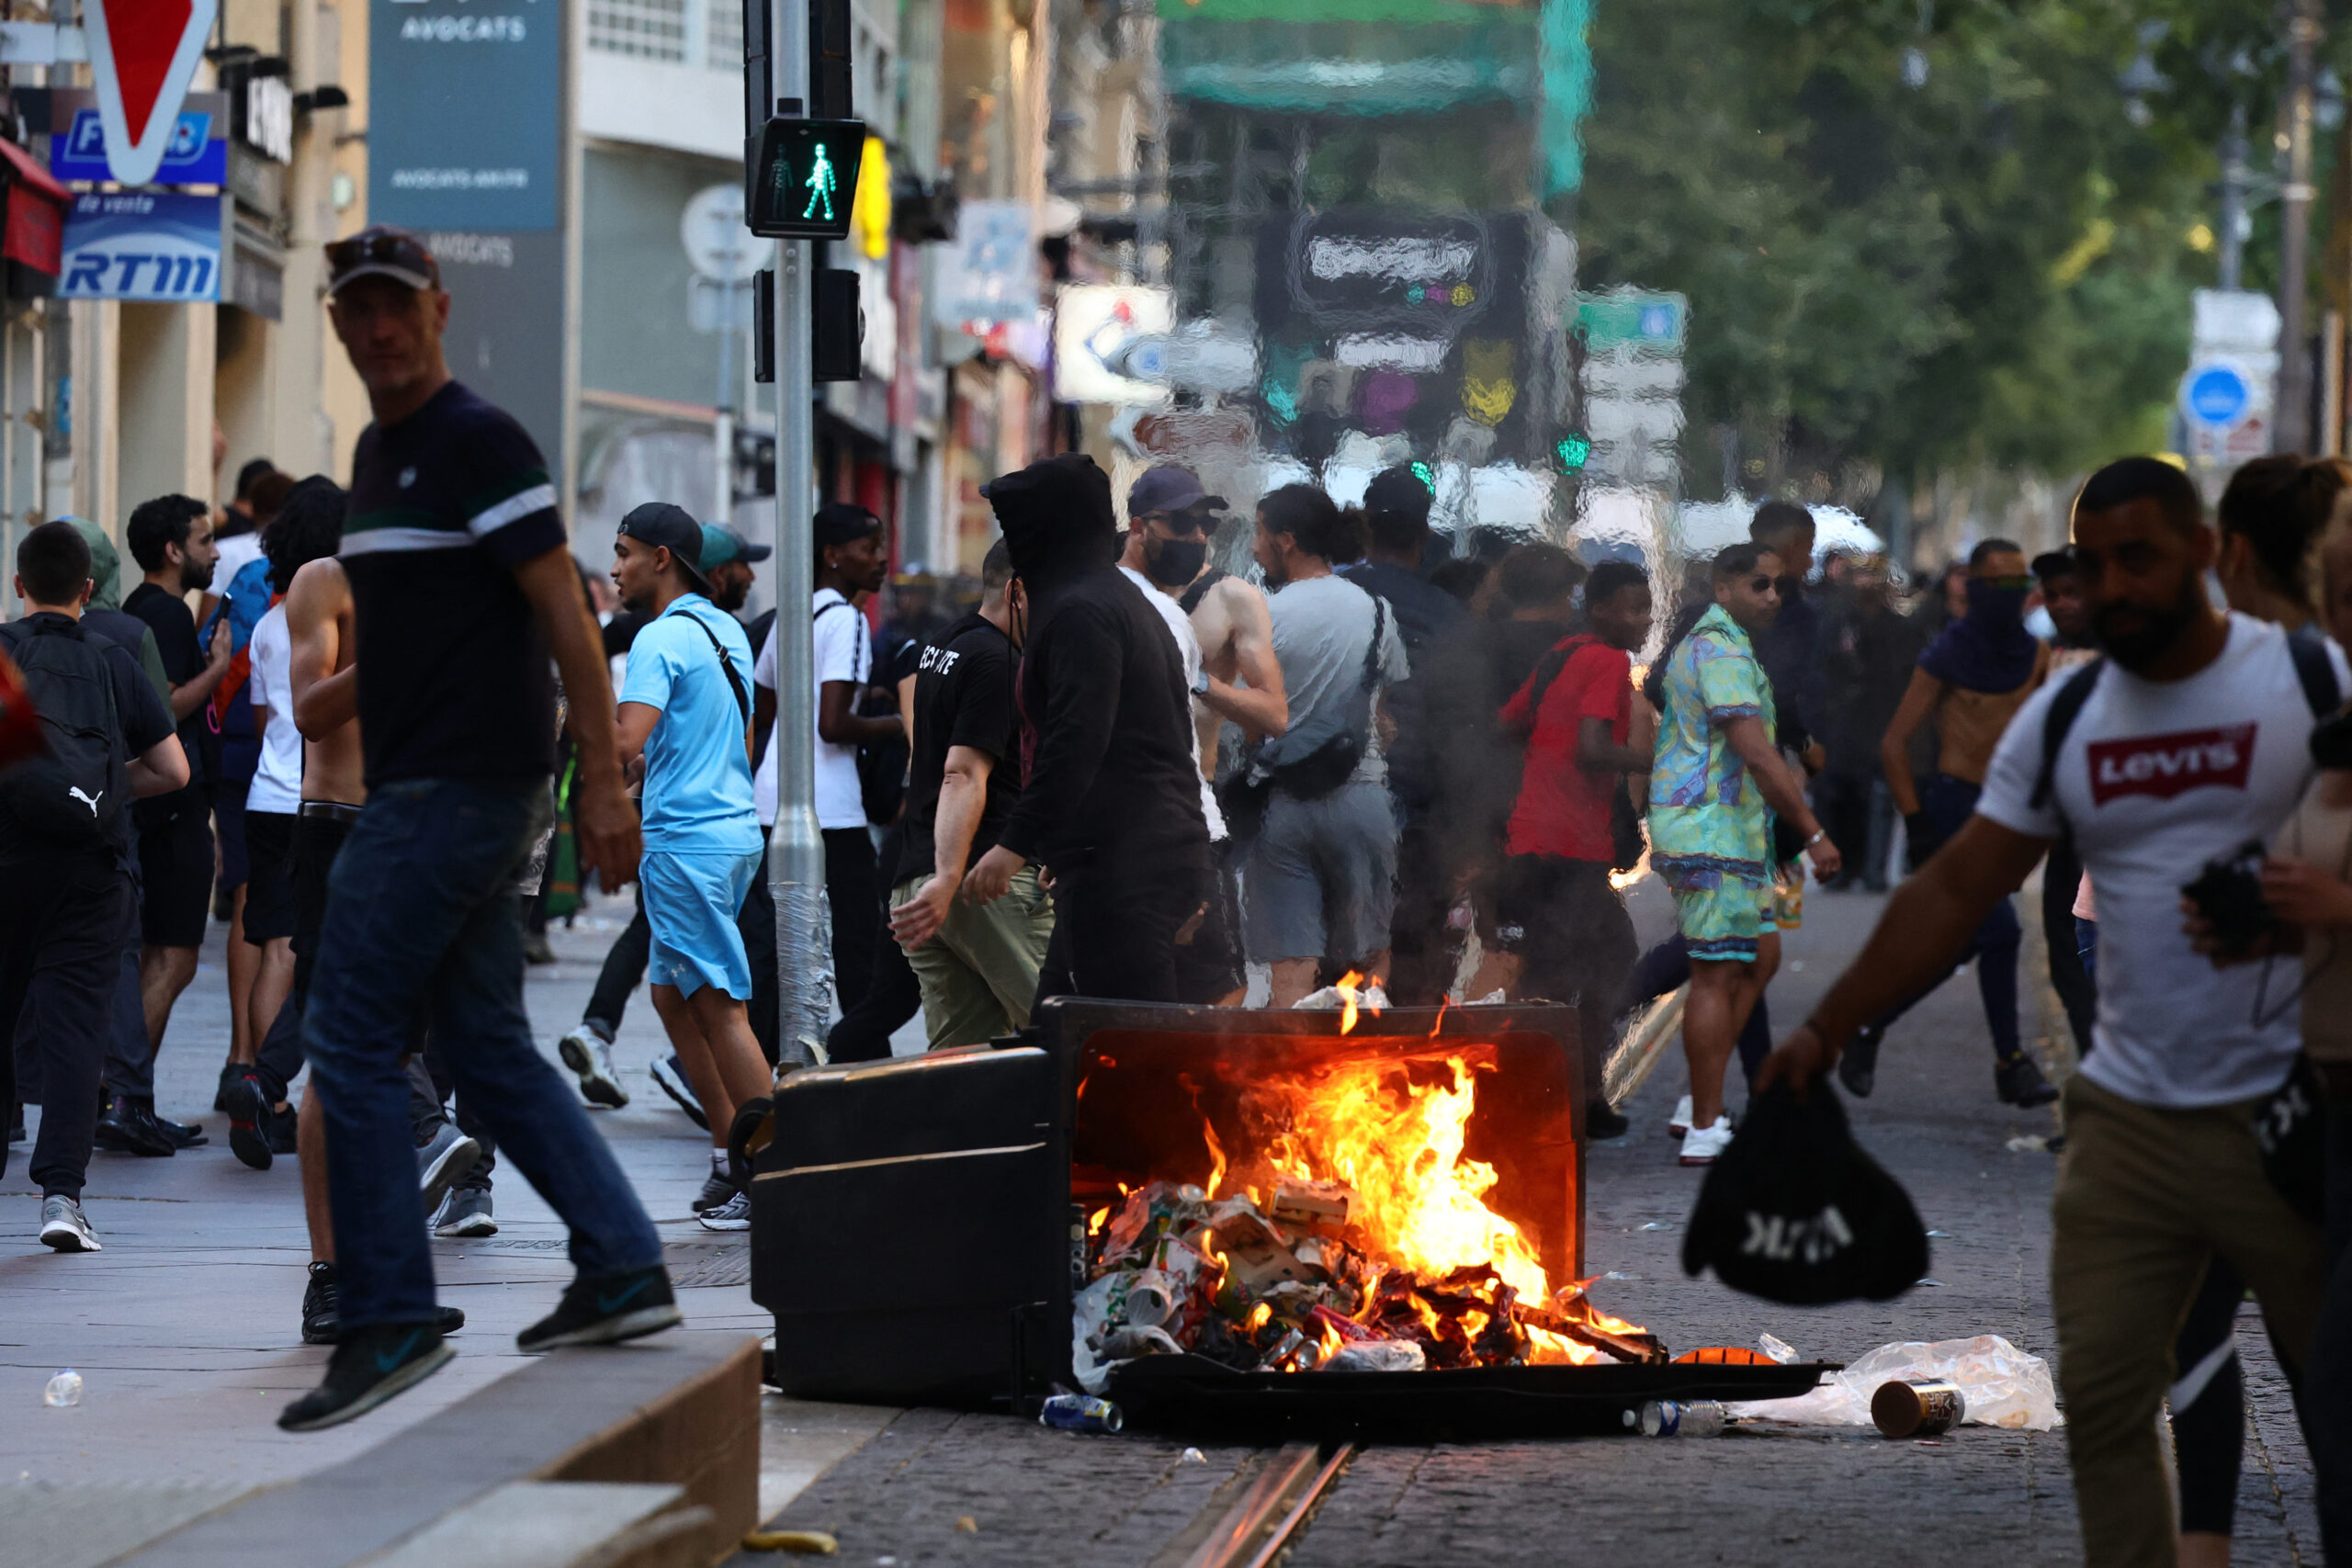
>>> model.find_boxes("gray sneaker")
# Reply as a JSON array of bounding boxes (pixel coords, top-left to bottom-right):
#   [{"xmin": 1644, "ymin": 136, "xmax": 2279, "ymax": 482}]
[
  {"xmin": 558, "ymin": 1026, "xmax": 629, "ymax": 1110},
  {"xmin": 39, "ymin": 1194, "xmax": 99, "ymax": 1253},
  {"xmin": 416, "ymin": 1124, "xmax": 482, "ymax": 1217},
  {"xmin": 432, "ymin": 1188, "xmax": 498, "ymax": 1238}
]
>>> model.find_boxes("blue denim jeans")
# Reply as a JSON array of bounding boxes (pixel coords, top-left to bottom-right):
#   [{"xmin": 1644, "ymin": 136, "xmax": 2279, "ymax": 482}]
[{"xmin": 303, "ymin": 779, "xmax": 662, "ymax": 1329}]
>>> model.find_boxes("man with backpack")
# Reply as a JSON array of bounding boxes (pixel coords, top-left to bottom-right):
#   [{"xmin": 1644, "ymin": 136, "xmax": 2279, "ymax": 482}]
[
  {"xmin": 1494, "ymin": 559, "xmax": 1655, "ymax": 1138},
  {"xmin": 751, "ymin": 503, "xmax": 900, "ymax": 1023},
  {"xmin": 1237, "ymin": 483, "xmax": 1410, "ymax": 1009},
  {"xmin": 0, "ymin": 522, "xmax": 187, "ymax": 1250},
  {"xmin": 608, "ymin": 504, "xmax": 765, "ymax": 1231},
  {"xmin": 1762, "ymin": 457, "xmax": 2342, "ymax": 1568}
]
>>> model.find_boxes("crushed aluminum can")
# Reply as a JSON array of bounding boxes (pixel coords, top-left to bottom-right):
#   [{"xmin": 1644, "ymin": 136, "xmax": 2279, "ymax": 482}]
[
  {"xmin": 1639, "ymin": 1400, "xmax": 1726, "ymax": 1438},
  {"xmin": 1039, "ymin": 1393, "xmax": 1124, "ymax": 1434},
  {"xmin": 1871, "ymin": 1379, "xmax": 1965, "ymax": 1438}
]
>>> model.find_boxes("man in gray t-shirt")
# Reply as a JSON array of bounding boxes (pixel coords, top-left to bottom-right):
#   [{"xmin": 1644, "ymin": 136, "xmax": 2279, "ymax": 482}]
[{"xmin": 1245, "ymin": 485, "xmax": 1409, "ymax": 1006}]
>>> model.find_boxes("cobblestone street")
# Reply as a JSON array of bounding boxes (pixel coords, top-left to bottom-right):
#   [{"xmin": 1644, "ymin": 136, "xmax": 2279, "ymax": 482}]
[{"xmin": 1, "ymin": 884, "xmax": 2322, "ymax": 1567}]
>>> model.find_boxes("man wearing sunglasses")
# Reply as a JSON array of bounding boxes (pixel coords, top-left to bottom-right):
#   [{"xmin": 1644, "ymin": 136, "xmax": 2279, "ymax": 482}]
[
  {"xmin": 1838, "ymin": 538, "xmax": 2059, "ymax": 1110},
  {"xmin": 281, "ymin": 226, "xmax": 672, "ymax": 1431},
  {"xmin": 1648, "ymin": 544, "xmax": 1840, "ymax": 1166}
]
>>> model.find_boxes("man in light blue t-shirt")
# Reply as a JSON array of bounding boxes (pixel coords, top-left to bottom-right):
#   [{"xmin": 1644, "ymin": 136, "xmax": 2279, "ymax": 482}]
[{"xmin": 610, "ymin": 503, "xmax": 763, "ymax": 1231}]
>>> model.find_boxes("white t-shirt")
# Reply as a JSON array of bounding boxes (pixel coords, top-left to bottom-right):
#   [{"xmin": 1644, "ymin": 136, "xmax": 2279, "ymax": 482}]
[
  {"xmin": 754, "ymin": 588, "xmax": 869, "ymax": 830},
  {"xmin": 243, "ymin": 604, "xmax": 305, "ymax": 814},
  {"xmin": 1119, "ymin": 566, "xmax": 1227, "ymax": 842},
  {"xmin": 213, "ymin": 530, "xmax": 265, "ymax": 597},
  {"xmin": 1976, "ymin": 614, "xmax": 2348, "ymax": 1109}
]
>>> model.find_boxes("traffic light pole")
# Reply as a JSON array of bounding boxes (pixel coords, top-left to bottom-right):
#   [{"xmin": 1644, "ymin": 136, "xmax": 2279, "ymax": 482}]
[{"xmin": 764, "ymin": 0, "xmax": 831, "ymax": 1070}]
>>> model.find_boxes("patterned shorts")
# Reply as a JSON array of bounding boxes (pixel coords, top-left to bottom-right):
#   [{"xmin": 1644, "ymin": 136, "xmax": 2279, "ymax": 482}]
[{"xmin": 1670, "ymin": 875, "xmax": 1776, "ymax": 963}]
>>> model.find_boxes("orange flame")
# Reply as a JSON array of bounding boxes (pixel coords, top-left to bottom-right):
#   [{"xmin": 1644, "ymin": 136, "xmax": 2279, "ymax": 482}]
[
  {"xmin": 1336, "ymin": 971, "xmax": 1363, "ymax": 1034},
  {"xmin": 1255, "ymin": 1052, "xmax": 1550, "ymax": 1307},
  {"xmin": 1427, "ymin": 997, "xmax": 1450, "ymax": 1037}
]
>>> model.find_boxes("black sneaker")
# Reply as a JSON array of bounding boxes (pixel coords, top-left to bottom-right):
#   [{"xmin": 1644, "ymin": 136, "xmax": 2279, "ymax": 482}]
[
  {"xmin": 302, "ymin": 1262, "xmax": 466, "ymax": 1346},
  {"xmin": 691, "ymin": 1168, "xmax": 739, "ymax": 1214},
  {"xmin": 214, "ymin": 1060, "xmax": 246, "ymax": 1113},
  {"xmin": 277, "ymin": 1322, "xmax": 453, "ymax": 1431},
  {"xmin": 1584, "ymin": 1100, "xmax": 1631, "ymax": 1140},
  {"xmin": 650, "ymin": 1055, "xmax": 708, "ymax": 1131},
  {"xmin": 1837, "ymin": 1025, "xmax": 1884, "ymax": 1099},
  {"xmin": 147, "ymin": 1104, "xmax": 208, "ymax": 1148},
  {"xmin": 300, "ymin": 1261, "xmax": 341, "ymax": 1345},
  {"xmin": 94, "ymin": 1095, "xmax": 175, "ymax": 1157},
  {"xmin": 229, "ymin": 1075, "xmax": 275, "ymax": 1170},
  {"xmin": 516, "ymin": 1267, "xmax": 681, "ymax": 1353},
  {"xmin": 1995, "ymin": 1055, "xmax": 2060, "ymax": 1109},
  {"xmin": 267, "ymin": 1102, "xmax": 300, "ymax": 1156}
]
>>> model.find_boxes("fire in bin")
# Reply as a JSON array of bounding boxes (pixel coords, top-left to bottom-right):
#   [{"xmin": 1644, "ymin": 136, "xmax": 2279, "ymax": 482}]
[{"xmin": 1073, "ymin": 1016, "xmax": 1655, "ymax": 1389}]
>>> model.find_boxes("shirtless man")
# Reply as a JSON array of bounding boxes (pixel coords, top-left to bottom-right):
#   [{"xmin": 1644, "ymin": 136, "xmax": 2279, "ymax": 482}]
[
  {"xmin": 263, "ymin": 554, "xmax": 468, "ymax": 1345},
  {"xmin": 1124, "ymin": 466, "xmax": 1286, "ymax": 1004}
]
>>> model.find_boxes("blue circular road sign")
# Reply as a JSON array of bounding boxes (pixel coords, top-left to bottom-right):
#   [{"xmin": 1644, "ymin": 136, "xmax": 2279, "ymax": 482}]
[{"xmin": 2185, "ymin": 364, "xmax": 2253, "ymax": 428}]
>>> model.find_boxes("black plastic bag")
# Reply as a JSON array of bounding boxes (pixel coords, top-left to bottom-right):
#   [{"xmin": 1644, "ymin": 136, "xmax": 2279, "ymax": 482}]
[{"xmin": 1681, "ymin": 1080, "xmax": 1929, "ymax": 1305}]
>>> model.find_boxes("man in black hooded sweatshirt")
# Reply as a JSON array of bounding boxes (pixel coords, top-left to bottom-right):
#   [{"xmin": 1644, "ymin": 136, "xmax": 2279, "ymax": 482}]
[{"xmin": 960, "ymin": 454, "xmax": 1210, "ymax": 1003}]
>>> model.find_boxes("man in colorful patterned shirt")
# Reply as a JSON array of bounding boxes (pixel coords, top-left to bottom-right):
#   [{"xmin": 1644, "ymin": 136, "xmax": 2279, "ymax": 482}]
[{"xmin": 1648, "ymin": 543, "xmax": 1840, "ymax": 1165}]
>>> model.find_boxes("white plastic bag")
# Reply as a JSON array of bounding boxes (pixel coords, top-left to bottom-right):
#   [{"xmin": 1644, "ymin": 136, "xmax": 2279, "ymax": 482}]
[{"xmin": 1731, "ymin": 1334, "xmax": 2064, "ymax": 1431}]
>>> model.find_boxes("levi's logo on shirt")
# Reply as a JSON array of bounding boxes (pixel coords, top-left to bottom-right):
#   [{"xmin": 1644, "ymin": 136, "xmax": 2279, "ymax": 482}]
[{"xmin": 2086, "ymin": 724, "xmax": 2257, "ymax": 805}]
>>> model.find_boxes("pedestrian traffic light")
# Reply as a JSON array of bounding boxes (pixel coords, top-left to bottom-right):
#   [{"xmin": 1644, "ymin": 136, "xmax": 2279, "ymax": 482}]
[
  {"xmin": 1555, "ymin": 433, "xmax": 1592, "ymax": 472},
  {"xmin": 745, "ymin": 116, "xmax": 865, "ymax": 241}
]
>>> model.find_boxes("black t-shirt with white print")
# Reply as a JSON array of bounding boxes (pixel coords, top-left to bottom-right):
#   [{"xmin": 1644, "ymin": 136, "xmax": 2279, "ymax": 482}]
[
  {"xmin": 897, "ymin": 612, "xmax": 1021, "ymax": 885},
  {"xmin": 341, "ymin": 381, "xmax": 567, "ymax": 787}
]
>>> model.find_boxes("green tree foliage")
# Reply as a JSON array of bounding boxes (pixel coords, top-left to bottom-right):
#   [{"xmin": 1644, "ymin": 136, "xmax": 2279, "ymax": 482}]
[{"xmin": 1571, "ymin": 0, "xmax": 2214, "ymax": 491}]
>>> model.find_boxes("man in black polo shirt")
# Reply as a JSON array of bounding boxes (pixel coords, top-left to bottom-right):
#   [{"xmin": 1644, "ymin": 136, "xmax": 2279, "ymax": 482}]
[
  {"xmin": 280, "ymin": 227, "xmax": 672, "ymax": 1432},
  {"xmin": 122, "ymin": 495, "xmax": 232, "ymax": 1090},
  {"xmin": 1, "ymin": 522, "xmax": 187, "ymax": 1252}
]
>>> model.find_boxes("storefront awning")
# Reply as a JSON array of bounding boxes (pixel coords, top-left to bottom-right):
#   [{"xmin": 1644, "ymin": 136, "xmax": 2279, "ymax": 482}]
[{"xmin": 0, "ymin": 137, "xmax": 70, "ymax": 280}]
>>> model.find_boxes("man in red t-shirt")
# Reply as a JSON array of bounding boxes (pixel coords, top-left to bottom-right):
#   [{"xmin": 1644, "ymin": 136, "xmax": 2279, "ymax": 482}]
[{"xmin": 1496, "ymin": 560, "xmax": 1655, "ymax": 1137}]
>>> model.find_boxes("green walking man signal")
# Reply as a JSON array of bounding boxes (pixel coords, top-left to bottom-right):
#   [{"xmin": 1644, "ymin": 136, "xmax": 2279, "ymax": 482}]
[{"xmin": 745, "ymin": 116, "xmax": 865, "ymax": 241}]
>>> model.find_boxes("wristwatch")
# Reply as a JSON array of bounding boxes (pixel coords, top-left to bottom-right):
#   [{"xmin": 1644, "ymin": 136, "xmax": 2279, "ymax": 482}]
[
  {"xmin": 1191, "ymin": 671, "xmax": 1211, "ymax": 698},
  {"xmin": 1804, "ymin": 829, "xmax": 1826, "ymax": 848}
]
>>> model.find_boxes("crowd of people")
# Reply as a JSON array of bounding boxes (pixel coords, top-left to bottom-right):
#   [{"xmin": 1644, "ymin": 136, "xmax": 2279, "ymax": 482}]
[{"xmin": 6, "ymin": 222, "xmax": 2352, "ymax": 1564}]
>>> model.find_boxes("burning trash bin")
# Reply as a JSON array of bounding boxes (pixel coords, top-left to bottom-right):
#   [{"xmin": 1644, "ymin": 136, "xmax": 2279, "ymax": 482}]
[{"xmin": 751, "ymin": 999, "xmax": 1832, "ymax": 1436}]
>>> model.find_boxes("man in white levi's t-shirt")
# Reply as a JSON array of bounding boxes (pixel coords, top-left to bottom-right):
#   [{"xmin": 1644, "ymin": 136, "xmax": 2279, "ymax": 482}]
[{"xmin": 1761, "ymin": 457, "xmax": 2338, "ymax": 1568}]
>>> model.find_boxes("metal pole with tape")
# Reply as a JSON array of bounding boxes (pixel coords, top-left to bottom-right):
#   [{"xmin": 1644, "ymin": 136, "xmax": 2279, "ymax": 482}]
[{"xmin": 763, "ymin": 0, "xmax": 831, "ymax": 1069}]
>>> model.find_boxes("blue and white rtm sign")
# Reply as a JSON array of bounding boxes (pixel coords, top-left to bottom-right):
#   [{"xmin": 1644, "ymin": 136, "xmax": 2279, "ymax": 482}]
[{"xmin": 59, "ymin": 193, "xmax": 220, "ymax": 302}]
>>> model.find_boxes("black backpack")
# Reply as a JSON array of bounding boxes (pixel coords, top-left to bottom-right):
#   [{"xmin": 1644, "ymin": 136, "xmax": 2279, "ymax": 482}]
[
  {"xmin": 814, "ymin": 600, "xmax": 908, "ymax": 826},
  {"xmin": 0, "ymin": 617, "xmax": 129, "ymax": 849}
]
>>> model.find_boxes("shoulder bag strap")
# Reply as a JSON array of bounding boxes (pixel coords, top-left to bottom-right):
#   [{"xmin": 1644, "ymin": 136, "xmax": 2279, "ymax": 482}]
[
  {"xmin": 681, "ymin": 609, "xmax": 752, "ymax": 727},
  {"xmin": 2286, "ymin": 624, "xmax": 2342, "ymax": 716},
  {"xmin": 2030, "ymin": 658, "xmax": 2105, "ymax": 818}
]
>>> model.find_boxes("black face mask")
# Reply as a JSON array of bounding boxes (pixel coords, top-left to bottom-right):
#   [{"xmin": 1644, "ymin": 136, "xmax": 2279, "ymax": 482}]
[{"xmin": 1147, "ymin": 536, "xmax": 1208, "ymax": 589}]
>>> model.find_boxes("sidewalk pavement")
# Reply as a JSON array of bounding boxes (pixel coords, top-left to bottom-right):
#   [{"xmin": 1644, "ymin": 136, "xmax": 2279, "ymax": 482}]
[{"xmin": 0, "ymin": 886, "xmax": 913, "ymax": 1565}]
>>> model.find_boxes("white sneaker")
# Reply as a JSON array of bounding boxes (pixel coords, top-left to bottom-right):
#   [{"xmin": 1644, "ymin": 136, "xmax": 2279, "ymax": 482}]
[
  {"xmin": 558, "ymin": 1026, "xmax": 629, "ymax": 1110},
  {"xmin": 696, "ymin": 1188, "xmax": 751, "ymax": 1232},
  {"xmin": 1679, "ymin": 1116, "xmax": 1735, "ymax": 1167},
  {"xmin": 39, "ymin": 1194, "xmax": 99, "ymax": 1252},
  {"xmin": 1668, "ymin": 1094, "xmax": 1694, "ymax": 1137}
]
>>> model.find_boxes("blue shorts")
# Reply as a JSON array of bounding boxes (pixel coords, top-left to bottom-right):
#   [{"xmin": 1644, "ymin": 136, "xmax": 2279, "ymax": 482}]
[{"xmin": 642, "ymin": 847, "xmax": 763, "ymax": 1000}]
